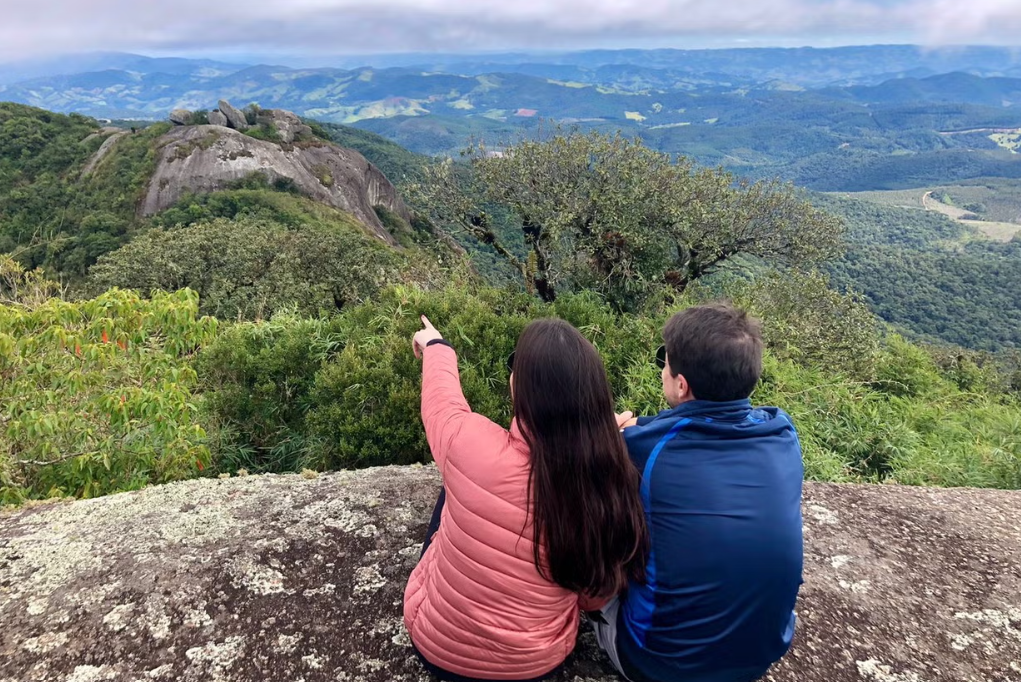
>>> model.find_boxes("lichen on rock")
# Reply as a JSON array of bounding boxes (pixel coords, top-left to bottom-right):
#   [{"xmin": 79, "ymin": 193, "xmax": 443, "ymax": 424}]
[{"xmin": 2, "ymin": 467, "xmax": 1020, "ymax": 681}]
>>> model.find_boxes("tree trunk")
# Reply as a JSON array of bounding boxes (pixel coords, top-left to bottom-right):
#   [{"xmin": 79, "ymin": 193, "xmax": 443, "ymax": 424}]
[
  {"xmin": 534, "ymin": 274, "xmax": 557, "ymax": 302},
  {"xmin": 667, "ymin": 242, "xmax": 734, "ymax": 293},
  {"xmin": 523, "ymin": 215, "xmax": 556, "ymax": 302},
  {"xmin": 462, "ymin": 212, "xmax": 529, "ymax": 285}
]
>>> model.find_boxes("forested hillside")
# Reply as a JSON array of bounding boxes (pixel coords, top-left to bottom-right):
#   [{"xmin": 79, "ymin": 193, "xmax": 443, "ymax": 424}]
[
  {"xmin": 0, "ymin": 103, "xmax": 447, "ymax": 293},
  {"xmin": 0, "ymin": 103, "xmax": 165, "ymax": 275},
  {"xmin": 318, "ymin": 116, "xmax": 1021, "ymax": 353},
  {"xmin": 4, "ymin": 102, "xmax": 1019, "ymax": 350},
  {"xmin": 1, "ymin": 103, "xmax": 1020, "ymax": 507},
  {"xmin": 817, "ymin": 194, "xmax": 1021, "ymax": 350}
]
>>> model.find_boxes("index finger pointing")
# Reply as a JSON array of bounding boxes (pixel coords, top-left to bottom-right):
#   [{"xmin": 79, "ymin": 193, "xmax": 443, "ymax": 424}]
[{"xmin": 421, "ymin": 315, "xmax": 436, "ymax": 330}]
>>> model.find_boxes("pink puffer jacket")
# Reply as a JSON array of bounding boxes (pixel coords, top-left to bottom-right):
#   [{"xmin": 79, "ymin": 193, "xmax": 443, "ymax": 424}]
[{"xmin": 403, "ymin": 343, "xmax": 580, "ymax": 679}]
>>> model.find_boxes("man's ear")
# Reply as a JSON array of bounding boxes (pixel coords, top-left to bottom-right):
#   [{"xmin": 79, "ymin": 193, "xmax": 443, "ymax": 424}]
[{"xmin": 676, "ymin": 373, "xmax": 693, "ymax": 401}]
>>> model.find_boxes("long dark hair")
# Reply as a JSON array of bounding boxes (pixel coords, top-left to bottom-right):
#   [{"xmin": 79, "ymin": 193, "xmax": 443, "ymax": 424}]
[{"xmin": 513, "ymin": 319, "xmax": 649, "ymax": 598}]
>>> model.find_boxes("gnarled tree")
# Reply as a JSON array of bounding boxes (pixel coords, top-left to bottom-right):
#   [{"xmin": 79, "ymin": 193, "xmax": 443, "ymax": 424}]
[{"xmin": 413, "ymin": 129, "xmax": 844, "ymax": 309}]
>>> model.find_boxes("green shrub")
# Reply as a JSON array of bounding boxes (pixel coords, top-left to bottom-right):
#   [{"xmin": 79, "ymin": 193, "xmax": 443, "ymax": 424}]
[
  {"xmin": 923, "ymin": 344, "xmax": 1014, "ymax": 395},
  {"xmin": 873, "ymin": 335, "xmax": 944, "ymax": 397},
  {"xmin": 245, "ymin": 122, "xmax": 281, "ymax": 144},
  {"xmin": 199, "ymin": 283, "xmax": 661, "ymax": 471},
  {"xmin": 151, "ymin": 187, "xmax": 311, "ymax": 229},
  {"xmin": 310, "ymin": 164, "xmax": 332, "ymax": 187},
  {"xmin": 198, "ymin": 282, "xmax": 1021, "ymax": 490},
  {"xmin": 243, "ymin": 104, "xmax": 262, "ymax": 126},
  {"xmin": 718, "ymin": 270, "xmax": 881, "ymax": 381},
  {"xmin": 196, "ymin": 312, "xmax": 344, "ymax": 473},
  {"xmin": 757, "ymin": 342, "xmax": 1021, "ymax": 488},
  {"xmin": 0, "ymin": 256, "xmax": 217, "ymax": 504},
  {"xmin": 199, "ymin": 285, "xmax": 536, "ymax": 471},
  {"xmin": 88, "ymin": 210, "xmax": 415, "ymax": 320},
  {"xmin": 374, "ymin": 205, "xmax": 416, "ymax": 247},
  {"xmin": 8, "ymin": 272, "xmax": 1021, "ymax": 503}
]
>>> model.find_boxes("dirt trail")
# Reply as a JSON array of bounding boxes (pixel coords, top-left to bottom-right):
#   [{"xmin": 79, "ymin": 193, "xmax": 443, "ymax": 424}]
[{"xmin": 923, "ymin": 191, "xmax": 1021, "ymax": 241}]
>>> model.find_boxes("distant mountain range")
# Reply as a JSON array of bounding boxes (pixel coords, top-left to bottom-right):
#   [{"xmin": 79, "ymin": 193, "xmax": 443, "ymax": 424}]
[
  {"xmin": 4, "ymin": 59, "xmax": 1021, "ymax": 125},
  {"xmin": 408, "ymin": 45, "xmax": 1021, "ymax": 87},
  {"xmin": 0, "ymin": 52, "xmax": 245, "ymax": 87},
  {"xmin": 4, "ymin": 46, "xmax": 1021, "ymax": 191},
  {"xmin": 45, "ymin": 44, "xmax": 1014, "ymax": 86},
  {"xmin": 839, "ymin": 72, "xmax": 1021, "ymax": 107},
  {"xmin": 4, "ymin": 45, "xmax": 1021, "ymax": 121}
]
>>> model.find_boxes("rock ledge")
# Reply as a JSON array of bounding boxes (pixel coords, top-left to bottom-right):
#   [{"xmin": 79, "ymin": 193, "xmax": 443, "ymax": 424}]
[{"xmin": 1, "ymin": 466, "xmax": 1019, "ymax": 682}]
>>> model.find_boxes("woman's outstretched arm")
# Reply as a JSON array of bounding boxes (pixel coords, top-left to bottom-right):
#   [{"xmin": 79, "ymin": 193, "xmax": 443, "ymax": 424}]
[{"xmin": 415, "ymin": 316, "xmax": 472, "ymax": 470}]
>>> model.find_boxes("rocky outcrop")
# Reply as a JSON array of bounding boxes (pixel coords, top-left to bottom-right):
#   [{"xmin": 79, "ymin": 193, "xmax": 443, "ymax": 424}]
[
  {"xmin": 199, "ymin": 101, "xmax": 313, "ymax": 142},
  {"xmin": 141, "ymin": 125, "xmax": 412, "ymax": 244},
  {"xmin": 169, "ymin": 109, "xmax": 193, "ymax": 126},
  {"xmin": 218, "ymin": 100, "xmax": 249, "ymax": 131},
  {"xmin": 80, "ymin": 130, "xmax": 129, "ymax": 176},
  {"xmin": 259, "ymin": 109, "xmax": 314, "ymax": 144},
  {"xmin": 1, "ymin": 467, "xmax": 1019, "ymax": 682}
]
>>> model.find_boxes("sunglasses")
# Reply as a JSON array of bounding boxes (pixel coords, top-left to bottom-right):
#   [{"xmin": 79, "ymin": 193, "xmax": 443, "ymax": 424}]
[
  {"xmin": 655, "ymin": 345, "xmax": 667, "ymax": 370},
  {"xmin": 507, "ymin": 351, "xmax": 515, "ymax": 372}
]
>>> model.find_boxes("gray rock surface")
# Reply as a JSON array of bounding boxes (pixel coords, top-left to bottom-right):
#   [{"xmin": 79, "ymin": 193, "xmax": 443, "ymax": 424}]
[
  {"xmin": 218, "ymin": 100, "xmax": 249, "ymax": 130},
  {"xmin": 140, "ymin": 125, "xmax": 412, "ymax": 244},
  {"xmin": 80, "ymin": 131, "xmax": 129, "ymax": 176},
  {"xmin": 207, "ymin": 110, "xmax": 228, "ymax": 128},
  {"xmin": 1, "ymin": 466, "xmax": 1019, "ymax": 682},
  {"xmin": 261, "ymin": 109, "xmax": 313, "ymax": 143},
  {"xmin": 169, "ymin": 109, "xmax": 193, "ymax": 126}
]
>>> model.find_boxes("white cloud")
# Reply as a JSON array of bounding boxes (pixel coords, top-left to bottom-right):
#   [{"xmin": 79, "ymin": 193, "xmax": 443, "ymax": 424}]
[
  {"xmin": 1, "ymin": 1, "xmax": 1019, "ymax": 61},
  {"xmin": 916, "ymin": 0, "xmax": 1021, "ymax": 43}
]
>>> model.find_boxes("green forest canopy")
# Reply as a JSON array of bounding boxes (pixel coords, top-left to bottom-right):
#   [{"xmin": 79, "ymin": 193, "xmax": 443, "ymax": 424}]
[{"xmin": 3, "ymin": 103, "xmax": 1021, "ymax": 352}]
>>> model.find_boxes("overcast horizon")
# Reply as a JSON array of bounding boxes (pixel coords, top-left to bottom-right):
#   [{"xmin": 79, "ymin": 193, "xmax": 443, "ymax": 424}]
[
  {"xmin": 3, "ymin": 1, "xmax": 1021, "ymax": 64},
  {"xmin": 11, "ymin": 41, "xmax": 1020, "ymax": 69}
]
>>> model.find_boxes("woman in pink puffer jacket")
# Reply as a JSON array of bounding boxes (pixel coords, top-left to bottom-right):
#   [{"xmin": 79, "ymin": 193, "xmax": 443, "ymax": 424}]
[{"xmin": 404, "ymin": 316, "xmax": 648, "ymax": 681}]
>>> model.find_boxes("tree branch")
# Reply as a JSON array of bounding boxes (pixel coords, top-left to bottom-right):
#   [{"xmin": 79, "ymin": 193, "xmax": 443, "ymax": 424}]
[
  {"xmin": 14, "ymin": 428, "xmax": 147, "ymax": 469},
  {"xmin": 17, "ymin": 449, "xmax": 97, "ymax": 468},
  {"xmin": 457, "ymin": 212, "xmax": 527, "ymax": 278}
]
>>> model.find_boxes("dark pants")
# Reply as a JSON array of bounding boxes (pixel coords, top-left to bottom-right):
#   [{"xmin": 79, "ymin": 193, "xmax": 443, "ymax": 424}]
[
  {"xmin": 411, "ymin": 487, "xmax": 565, "ymax": 682},
  {"xmin": 420, "ymin": 486, "xmax": 446, "ymax": 559}
]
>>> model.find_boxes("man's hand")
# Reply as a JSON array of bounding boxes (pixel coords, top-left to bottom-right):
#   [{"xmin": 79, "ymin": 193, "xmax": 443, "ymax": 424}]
[
  {"xmin": 413, "ymin": 315, "xmax": 444, "ymax": 359},
  {"xmin": 616, "ymin": 411, "xmax": 638, "ymax": 429}
]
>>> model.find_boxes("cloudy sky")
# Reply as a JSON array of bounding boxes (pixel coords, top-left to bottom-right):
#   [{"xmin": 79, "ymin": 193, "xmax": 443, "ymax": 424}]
[{"xmin": 4, "ymin": 0, "xmax": 1021, "ymax": 62}]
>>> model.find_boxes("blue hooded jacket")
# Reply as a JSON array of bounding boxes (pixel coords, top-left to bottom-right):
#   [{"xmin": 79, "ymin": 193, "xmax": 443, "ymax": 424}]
[{"xmin": 616, "ymin": 399, "xmax": 804, "ymax": 682}]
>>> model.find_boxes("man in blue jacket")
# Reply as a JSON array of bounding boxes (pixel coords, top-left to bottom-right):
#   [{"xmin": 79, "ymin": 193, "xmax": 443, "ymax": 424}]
[{"xmin": 594, "ymin": 302, "xmax": 804, "ymax": 682}]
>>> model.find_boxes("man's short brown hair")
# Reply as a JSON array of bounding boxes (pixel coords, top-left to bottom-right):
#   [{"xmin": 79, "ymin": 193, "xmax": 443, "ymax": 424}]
[{"xmin": 663, "ymin": 302, "xmax": 764, "ymax": 402}]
